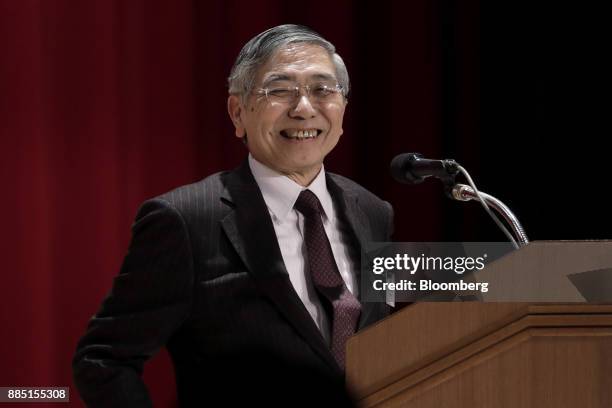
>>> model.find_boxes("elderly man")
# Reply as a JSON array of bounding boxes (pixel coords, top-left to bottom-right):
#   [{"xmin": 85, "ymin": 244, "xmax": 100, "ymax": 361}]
[{"xmin": 73, "ymin": 24, "xmax": 393, "ymax": 407}]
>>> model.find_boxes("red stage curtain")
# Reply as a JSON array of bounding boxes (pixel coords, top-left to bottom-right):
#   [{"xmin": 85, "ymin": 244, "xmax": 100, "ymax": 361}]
[{"xmin": 0, "ymin": 1, "xmax": 441, "ymax": 406}]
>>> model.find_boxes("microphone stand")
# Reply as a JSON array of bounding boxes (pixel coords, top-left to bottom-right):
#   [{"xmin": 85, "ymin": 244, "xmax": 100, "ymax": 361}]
[
  {"xmin": 449, "ymin": 183, "xmax": 530, "ymax": 246},
  {"xmin": 389, "ymin": 152, "xmax": 529, "ymax": 248}
]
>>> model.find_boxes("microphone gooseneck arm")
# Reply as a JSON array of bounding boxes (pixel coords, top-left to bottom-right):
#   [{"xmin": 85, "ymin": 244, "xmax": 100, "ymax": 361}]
[
  {"xmin": 451, "ymin": 183, "xmax": 529, "ymax": 246},
  {"xmin": 389, "ymin": 152, "xmax": 529, "ymax": 248}
]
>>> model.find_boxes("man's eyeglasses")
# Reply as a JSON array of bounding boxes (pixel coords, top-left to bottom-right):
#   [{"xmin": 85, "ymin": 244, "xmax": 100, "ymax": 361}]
[{"xmin": 254, "ymin": 82, "xmax": 345, "ymax": 105}]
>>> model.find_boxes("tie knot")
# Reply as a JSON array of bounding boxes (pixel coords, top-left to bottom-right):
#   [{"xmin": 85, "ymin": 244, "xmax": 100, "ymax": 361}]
[{"xmin": 294, "ymin": 189, "xmax": 322, "ymax": 216}]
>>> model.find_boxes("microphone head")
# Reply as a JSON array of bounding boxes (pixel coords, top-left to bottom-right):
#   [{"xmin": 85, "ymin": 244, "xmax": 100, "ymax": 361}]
[{"xmin": 390, "ymin": 153, "xmax": 425, "ymax": 184}]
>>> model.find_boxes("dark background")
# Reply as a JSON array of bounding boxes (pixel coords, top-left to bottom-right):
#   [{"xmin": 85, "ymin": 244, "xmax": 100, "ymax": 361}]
[{"xmin": 1, "ymin": 1, "xmax": 609, "ymax": 406}]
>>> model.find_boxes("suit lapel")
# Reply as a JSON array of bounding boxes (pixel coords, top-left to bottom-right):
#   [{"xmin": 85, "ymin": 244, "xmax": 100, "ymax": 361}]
[
  {"xmin": 219, "ymin": 161, "xmax": 339, "ymax": 372},
  {"xmin": 326, "ymin": 174, "xmax": 386, "ymax": 330}
]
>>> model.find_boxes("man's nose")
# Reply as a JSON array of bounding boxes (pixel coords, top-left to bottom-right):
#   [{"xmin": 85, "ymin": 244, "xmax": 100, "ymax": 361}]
[{"xmin": 289, "ymin": 94, "xmax": 317, "ymax": 119}]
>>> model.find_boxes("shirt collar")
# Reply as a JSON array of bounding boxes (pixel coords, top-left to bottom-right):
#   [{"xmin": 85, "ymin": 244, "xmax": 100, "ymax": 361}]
[{"xmin": 248, "ymin": 154, "xmax": 335, "ymax": 222}]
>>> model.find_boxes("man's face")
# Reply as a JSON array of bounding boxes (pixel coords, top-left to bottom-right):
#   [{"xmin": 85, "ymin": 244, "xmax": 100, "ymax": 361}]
[{"xmin": 228, "ymin": 44, "xmax": 347, "ymax": 184}]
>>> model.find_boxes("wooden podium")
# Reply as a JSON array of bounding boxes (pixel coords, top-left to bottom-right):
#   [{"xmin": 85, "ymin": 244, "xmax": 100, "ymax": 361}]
[{"xmin": 347, "ymin": 241, "xmax": 612, "ymax": 408}]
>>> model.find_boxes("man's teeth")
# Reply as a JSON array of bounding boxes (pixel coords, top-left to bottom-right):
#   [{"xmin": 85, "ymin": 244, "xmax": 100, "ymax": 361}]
[{"xmin": 286, "ymin": 129, "xmax": 318, "ymax": 139}]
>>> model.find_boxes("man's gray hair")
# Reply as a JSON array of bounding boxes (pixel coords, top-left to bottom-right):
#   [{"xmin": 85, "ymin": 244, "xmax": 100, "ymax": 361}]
[{"xmin": 228, "ymin": 24, "xmax": 350, "ymax": 99}]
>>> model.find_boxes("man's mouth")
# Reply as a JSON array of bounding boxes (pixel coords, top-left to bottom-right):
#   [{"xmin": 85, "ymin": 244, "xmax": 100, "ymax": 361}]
[{"xmin": 280, "ymin": 128, "xmax": 323, "ymax": 140}]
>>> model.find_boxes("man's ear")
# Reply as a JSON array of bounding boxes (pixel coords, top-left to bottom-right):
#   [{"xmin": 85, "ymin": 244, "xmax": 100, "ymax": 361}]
[{"xmin": 227, "ymin": 95, "xmax": 246, "ymax": 139}]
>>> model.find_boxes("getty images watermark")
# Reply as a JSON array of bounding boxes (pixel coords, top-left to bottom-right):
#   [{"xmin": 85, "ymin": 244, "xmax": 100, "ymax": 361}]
[
  {"xmin": 361, "ymin": 242, "xmax": 612, "ymax": 304},
  {"xmin": 361, "ymin": 242, "xmax": 514, "ymax": 303},
  {"xmin": 372, "ymin": 252, "xmax": 489, "ymax": 292}
]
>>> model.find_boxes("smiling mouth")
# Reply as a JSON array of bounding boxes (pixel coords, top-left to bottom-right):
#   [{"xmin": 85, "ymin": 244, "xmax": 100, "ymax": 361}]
[{"xmin": 280, "ymin": 129, "xmax": 323, "ymax": 140}]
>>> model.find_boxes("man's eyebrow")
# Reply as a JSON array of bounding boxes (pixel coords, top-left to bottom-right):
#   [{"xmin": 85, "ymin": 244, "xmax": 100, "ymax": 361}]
[
  {"xmin": 261, "ymin": 72, "xmax": 338, "ymax": 87},
  {"xmin": 310, "ymin": 73, "xmax": 336, "ymax": 82},
  {"xmin": 261, "ymin": 73, "xmax": 293, "ymax": 86}
]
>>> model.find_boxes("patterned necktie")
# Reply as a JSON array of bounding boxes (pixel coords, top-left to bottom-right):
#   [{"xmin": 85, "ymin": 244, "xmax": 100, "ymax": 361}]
[{"xmin": 294, "ymin": 189, "xmax": 361, "ymax": 369}]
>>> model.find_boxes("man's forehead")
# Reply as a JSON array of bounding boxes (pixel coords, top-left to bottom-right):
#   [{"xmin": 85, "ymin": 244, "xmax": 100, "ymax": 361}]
[{"xmin": 257, "ymin": 44, "xmax": 336, "ymax": 83}]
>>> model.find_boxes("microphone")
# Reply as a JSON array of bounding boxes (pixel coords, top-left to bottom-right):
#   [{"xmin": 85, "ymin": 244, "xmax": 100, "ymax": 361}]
[
  {"xmin": 390, "ymin": 153, "xmax": 459, "ymax": 184},
  {"xmin": 389, "ymin": 152, "xmax": 529, "ymax": 247}
]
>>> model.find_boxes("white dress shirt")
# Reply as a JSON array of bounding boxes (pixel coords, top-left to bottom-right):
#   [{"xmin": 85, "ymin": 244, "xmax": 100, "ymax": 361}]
[{"xmin": 248, "ymin": 155, "xmax": 358, "ymax": 344}]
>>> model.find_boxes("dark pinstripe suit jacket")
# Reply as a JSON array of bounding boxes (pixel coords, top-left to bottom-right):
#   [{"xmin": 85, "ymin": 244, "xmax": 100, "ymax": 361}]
[{"xmin": 73, "ymin": 160, "xmax": 394, "ymax": 407}]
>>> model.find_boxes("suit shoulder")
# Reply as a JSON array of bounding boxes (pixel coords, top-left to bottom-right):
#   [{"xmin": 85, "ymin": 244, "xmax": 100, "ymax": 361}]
[
  {"xmin": 328, "ymin": 172, "xmax": 394, "ymax": 239},
  {"xmin": 137, "ymin": 171, "xmax": 230, "ymax": 220},
  {"xmin": 160, "ymin": 171, "xmax": 227, "ymax": 202},
  {"xmin": 328, "ymin": 172, "xmax": 389, "ymax": 208}
]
